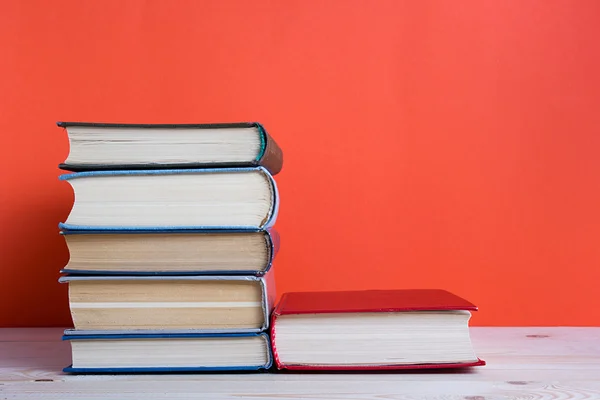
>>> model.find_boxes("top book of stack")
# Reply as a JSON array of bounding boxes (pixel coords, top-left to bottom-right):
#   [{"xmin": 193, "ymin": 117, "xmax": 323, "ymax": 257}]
[{"xmin": 57, "ymin": 122, "xmax": 283, "ymax": 175}]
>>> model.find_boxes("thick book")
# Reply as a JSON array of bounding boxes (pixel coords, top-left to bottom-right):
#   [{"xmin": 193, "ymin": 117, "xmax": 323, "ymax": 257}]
[
  {"xmin": 59, "ymin": 167, "xmax": 278, "ymax": 231},
  {"xmin": 59, "ymin": 273, "xmax": 275, "ymax": 335},
  {"xmin": 62, "ymin": 332, "xmax": 273, "ymax": 373},
  {"xmin": 270, "ymin": 289, "xmax": 485, "ymax": 370},
  {"xmin": 57, "ymin": 121, "xmax": 283, "ymax": 175},
  {"xmin": 60, "ymin": 229, "xmax": 279, "ymax": 276}
]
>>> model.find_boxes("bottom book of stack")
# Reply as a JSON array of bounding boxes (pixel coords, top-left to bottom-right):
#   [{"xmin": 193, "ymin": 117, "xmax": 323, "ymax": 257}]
[{"xmin": 63, "ymin": 333, "xmax": 272, "ymax": 373}]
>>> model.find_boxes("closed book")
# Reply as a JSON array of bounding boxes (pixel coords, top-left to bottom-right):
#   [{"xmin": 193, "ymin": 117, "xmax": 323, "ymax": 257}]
[
  {"xmin": 60, "ymin": 229, "xmax": 279, "ymax": 276},
  {"xmin": 62, "ymin": 332, "xmax": 273, "ymax": 373},
  {"xmin": 271, "ymin": 289, "xmax": 485, "ymax": 370},
  {"xmin": 60, "ymin": 273, "xmax": 275, "ymax": 335},
  {"xmin": 59, "ymin": 167, "xmax": 278, "ymax": 231},
  {"xmin": 58, "ymin": 121, "xmax": 283, "ymax": 175}
]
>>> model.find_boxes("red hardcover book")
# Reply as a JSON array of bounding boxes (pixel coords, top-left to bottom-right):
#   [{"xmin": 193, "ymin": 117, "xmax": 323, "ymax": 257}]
[{"xmin": 271, "ymin": 289, "xmax": 485, "ymax": 370}]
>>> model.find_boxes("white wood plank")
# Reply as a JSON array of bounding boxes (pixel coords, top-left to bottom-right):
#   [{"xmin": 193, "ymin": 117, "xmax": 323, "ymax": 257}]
[{"xmin": 3, "ymin": 380, "xmax": 600, "ymax": 399}]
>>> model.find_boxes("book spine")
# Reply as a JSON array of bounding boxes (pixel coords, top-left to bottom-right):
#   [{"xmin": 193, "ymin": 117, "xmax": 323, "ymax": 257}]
[
  {"xmin": 261, "ymin": 167, "xmax": 279, "ymax": 229},
  {"xmin": 260, "ymin": 269, "xmax": 277, "ymax": 331},
  {"xmin": 269, "ymin": 292, "xmax": 287, "ymax": 369},
  {"xmin": 258, "ymin": 130, "xmax": 283, "ymax": 175},
  {"xmin": 270, "ymin": 316, "xmax": 283, "ymax": 369},
  {"xmin": 265, "ymin": 228, "xmax": 280, "ymax": 273}
]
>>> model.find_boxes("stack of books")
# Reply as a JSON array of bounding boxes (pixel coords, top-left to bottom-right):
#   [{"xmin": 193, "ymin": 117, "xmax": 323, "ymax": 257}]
[{"xmin": 57, "ymin": 122, "xmax": 283, "ymax": 373}]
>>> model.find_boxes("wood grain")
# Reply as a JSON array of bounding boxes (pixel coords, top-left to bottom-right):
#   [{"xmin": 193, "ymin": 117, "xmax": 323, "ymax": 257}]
[{"xmin": 1, "ymin": 328, "xmax": 599, "ymax": 399}]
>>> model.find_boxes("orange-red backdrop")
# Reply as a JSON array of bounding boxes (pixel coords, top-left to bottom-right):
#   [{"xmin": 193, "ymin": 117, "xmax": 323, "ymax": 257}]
[{"xmin": 1, "ymin": 0, "xmax": 599, "ymax": 327}]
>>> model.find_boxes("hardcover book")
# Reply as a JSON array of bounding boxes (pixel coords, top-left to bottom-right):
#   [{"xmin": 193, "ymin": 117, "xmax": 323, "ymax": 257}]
[
  {"xmin": 63, "ymin": 332, "xmax": 273, "ymax": 373},
  {"xmin": 59, "ymin": 273, "xmax": 275, "ymax": 335},
  {"xmin": 58, "ymin": 122, "xmax": 283, "ymax": 175},
  {"xmin": 270, "ymin": 289, "xmax": 485, "ymax": 370},
  {"xmin": 59, "ymin": 167, "xmax": 278, "ymax": 231},
  {"xmin": 60, "ymin": 229, "xmax": 279, "ymax": 276}
]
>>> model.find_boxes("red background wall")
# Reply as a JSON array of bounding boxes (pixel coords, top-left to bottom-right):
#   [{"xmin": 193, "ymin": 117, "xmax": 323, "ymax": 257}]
[{"xmin": 1, "ymin": 0, "xmax": 599, "ymax": 327}]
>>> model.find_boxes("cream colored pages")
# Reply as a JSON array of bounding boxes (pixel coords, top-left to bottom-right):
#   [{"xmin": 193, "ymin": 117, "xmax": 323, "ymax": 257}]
[
  {"xmin": 67, "ymin": 279, "xmax": 265, "ymax": 331},
  {"xmin": 64, "ymin": 232, "xmax": 269, "ymax": 272}
]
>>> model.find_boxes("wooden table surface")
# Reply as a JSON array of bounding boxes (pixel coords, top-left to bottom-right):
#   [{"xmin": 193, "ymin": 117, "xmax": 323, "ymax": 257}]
[{"xmin": 1, "ymin": 327, "xmax": 599, "ymax": 399}]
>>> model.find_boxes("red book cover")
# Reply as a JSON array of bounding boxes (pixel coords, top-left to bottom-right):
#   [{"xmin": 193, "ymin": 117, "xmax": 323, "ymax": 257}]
[{"xmin": 271, "ymin": 289, "xmax": 486, "ymax": 370}]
